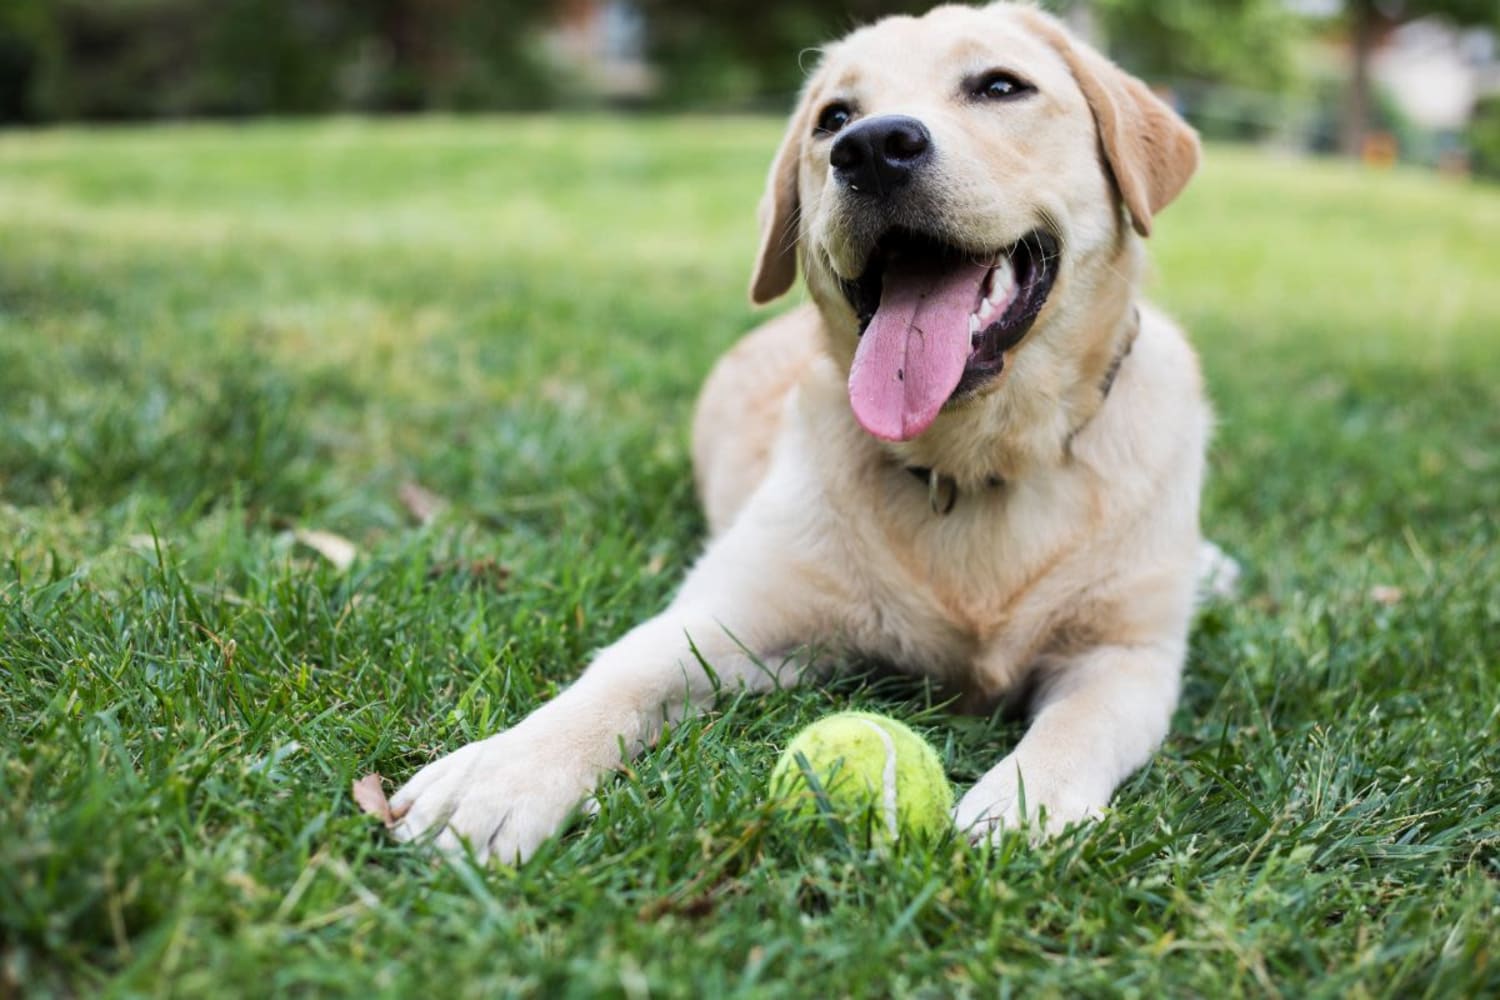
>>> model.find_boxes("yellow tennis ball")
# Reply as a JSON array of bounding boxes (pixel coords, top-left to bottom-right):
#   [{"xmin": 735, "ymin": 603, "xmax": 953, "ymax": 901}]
[{"xmin": 770, "ymin": 711, "xmax": 954, "ymax": 843}]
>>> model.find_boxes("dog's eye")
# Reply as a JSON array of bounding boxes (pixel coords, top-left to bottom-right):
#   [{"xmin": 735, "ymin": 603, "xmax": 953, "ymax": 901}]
[
  {"xmin": 814, "ymin": 103, "xmax": 854, "ymax": 136},
  {"xmin": 972, "ymin": 71, "xmax": 1035, "ymax": 102}
]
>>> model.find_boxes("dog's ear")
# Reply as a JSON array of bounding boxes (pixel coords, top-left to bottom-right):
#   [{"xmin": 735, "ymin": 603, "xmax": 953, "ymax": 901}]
[
  {"xmin": 749, "ymin": 91, "xmax": 814, "ymax": 305},
  {"xmin": 1020, "ymin": 10, "xmax": 1199, "ymax": 237}
]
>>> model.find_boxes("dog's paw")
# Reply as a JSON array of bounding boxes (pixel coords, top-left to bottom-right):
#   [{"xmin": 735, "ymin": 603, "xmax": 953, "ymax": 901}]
[
  {"xmin": 389, "ymin": 727, "xmax": 597, "ymax": 865},
  {"xmin": 953, "ymin": 758, "xmax": 1104, "ymax": 844}
]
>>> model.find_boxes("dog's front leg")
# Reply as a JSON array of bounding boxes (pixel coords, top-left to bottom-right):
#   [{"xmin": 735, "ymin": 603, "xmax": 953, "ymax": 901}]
[
  {"xmin": 954, "ymin": 641, "xmax": 1185, "ymax": 839},
  {"xmin": 390, "ymin": 507, "xmax": 834, "ymax": 864}
]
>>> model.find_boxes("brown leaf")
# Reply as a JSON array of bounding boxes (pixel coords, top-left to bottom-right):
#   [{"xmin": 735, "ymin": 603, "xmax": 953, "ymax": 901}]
[
  {"xmin": 1369, "ymin": 585, "xmax": 1404, "ymax": 607},
  {"xmin": 398, "ymin": 480, "xmax": 448, "ymax": 526},
  {"xmin": 351, "ymin": 773, "xmax": 409, "ymax": 827},
  {"xmin": 425, "ymin": 557, "xmax": 511, "ymax": 590},
  {"xmin": 295, "ymin": 529, "xmax": 358, "ymax": 571}
]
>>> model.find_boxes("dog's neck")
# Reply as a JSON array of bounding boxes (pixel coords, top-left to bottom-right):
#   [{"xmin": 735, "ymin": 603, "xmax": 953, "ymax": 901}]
[{"xmin": 901, "ymin": 306, "xmax": 1139, "ymax": 510}]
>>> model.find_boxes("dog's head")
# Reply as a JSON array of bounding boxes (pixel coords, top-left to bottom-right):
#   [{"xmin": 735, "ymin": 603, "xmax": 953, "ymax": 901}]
[{"xmin": 750, "ymin": 3, "xmax": 1199, "ymax": 453}]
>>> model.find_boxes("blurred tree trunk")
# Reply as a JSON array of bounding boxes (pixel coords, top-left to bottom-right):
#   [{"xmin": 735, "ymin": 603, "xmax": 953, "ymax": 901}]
[
  {"xmin": 1341, "ymin": 0, "xmax": 1378, "ymax": 157},
  {"xmin": 374, "ymin": 0, "xmax": 463, "ymax": 110}
]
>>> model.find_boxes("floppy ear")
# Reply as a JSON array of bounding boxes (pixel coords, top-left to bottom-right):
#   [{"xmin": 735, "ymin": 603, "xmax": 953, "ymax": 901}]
[
  {"xmin": 1019, "ymin": 10, "xmax": 1200, "ymax": 237},
  {"xmin": 749, "ymin": 94, "xmax": 813, "ymax": 305}
]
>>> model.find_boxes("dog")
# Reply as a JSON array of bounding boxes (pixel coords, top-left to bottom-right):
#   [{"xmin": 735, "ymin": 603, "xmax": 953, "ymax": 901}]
[{"xmin": 390, "ymin": 1, "xmax": 1210, "ymax": 863}]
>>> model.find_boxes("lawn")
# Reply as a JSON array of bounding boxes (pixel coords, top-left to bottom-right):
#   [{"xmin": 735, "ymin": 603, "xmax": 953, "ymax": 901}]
[{"xmin": 1, "ymin": 117, "xmax": 1497, "ymax": 997}]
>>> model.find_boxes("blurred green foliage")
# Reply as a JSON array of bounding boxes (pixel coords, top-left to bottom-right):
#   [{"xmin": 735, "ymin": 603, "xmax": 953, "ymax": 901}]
[
  {"xmin": 637, "ymin": 0, "xmax": 932, "ymax": 107},
  {"xmin": 1, "ymin": 0, "xmax": 1495, "ymax": 164},
  {"xmin": 639, "ymin": 0, "xmax": 1304, "ymax": 107},
  {"xmin": 1471, "ymin": 94, "xmax": 1500, "ymax": 180},
  {"xmin": 1093, "ymin": 0, "xmax": 1299, "ymax": 91},
  {"xmin": 0, "ymin": 0, "xmax": 557, "ymax": 122},
  {"xmin": 1, "ymin": 0, "xmax": 1308, "ymax": 121}
]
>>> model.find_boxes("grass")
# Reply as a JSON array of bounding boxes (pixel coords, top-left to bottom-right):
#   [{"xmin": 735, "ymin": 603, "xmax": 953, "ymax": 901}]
[{"xmin": 1, "ymin": 116, "xmax": 1496, "ymax": 997}]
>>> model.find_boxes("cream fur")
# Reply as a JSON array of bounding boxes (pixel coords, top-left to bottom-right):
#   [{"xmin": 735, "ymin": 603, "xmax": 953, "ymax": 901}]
[{"xmin": 392, "ymin": 2, "xmax": 1212, "ymax": 862}]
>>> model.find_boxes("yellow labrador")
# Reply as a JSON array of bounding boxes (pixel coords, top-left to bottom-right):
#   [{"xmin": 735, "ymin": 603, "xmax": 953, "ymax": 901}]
[{"xmin": 392, "ymin": 2, "xmax": 1211, "ymax": 862}]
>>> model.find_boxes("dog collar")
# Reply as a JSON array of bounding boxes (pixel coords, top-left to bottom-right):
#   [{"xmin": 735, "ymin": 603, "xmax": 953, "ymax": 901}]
[
  {"xmin": 904, "ymin": 465, "xmax": 994, "ymax": 515},
  {"xmin": 1095, "ymin": 307, "xmax": 1141, "ymax": 404},
  {"xmin": 905, "ymin": 307, "xmax": 1141, "ymax": 517}
]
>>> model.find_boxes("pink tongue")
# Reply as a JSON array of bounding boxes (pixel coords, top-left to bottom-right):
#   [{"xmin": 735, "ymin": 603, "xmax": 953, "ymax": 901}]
[{"xmin": 848, "ymin": 257, "xmax": 991, "ymax": 442}]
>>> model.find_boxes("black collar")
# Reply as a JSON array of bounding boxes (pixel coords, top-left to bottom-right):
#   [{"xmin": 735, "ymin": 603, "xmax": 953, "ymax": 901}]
[
  {"xmin": 1095, "ymin": 306, "xmax": 1140, "ymax": 403},
  {"xmin": 903, "ymin": 307, "xmax": 1140, "ymax": 516}
]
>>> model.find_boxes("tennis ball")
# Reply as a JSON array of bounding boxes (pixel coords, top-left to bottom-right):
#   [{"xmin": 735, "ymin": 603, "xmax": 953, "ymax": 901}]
[{"xmin": 770, "ymin": 711, "xmax": 954, "ymax": 843}]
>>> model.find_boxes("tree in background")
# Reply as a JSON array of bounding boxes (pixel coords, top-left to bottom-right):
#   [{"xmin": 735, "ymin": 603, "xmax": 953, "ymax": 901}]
[
  {"xmin": 1089, "ymin": 0, "xmax": 1301, "ymax": 143},
  {"xmin": 1339, "ymin": 0, "xmax": 1499, "ymax": 156},
  {"xmin": 4, "ymin": 0, "xmax": 1493, "ymax": 160},
  {"xmin": 638, "ymin": 0, "xmax": 1304, "ymax": 124},
  {"xmin": 636, "ymin": 0, "xmax": 935, "ymax": 107},
  {"xmin": 1091, "ymin": 0, "xmax": 1298, "ymax": 89},
  {"xmin": 0, "ymin": 0, "xmax": 55, "ymax": 122},
  {"xmin": 0, "ymin": 0, "xmax": 555, "ymax": 122},
  {"xmin": 1470, "ymin": 94, "xmax": 1500, "ymax": 179}
]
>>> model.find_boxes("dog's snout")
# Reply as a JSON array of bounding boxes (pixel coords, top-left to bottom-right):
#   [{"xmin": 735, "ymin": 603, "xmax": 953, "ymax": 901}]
[{"xmin": 830, "ymin": 116, "xmax": 932, "ymax": 197}]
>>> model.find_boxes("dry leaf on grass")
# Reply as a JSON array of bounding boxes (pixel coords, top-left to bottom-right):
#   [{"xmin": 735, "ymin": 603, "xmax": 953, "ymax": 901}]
[
  {"xmin": 352, "ymin": 773, "xmax": 407, "ymax": 827},
  {"xmin": 398, "ymin": 480, "xmax": 448, "ymax": 525},
  {"xmin": 295, "ymin": 529, "xmax": 358, "ymax": 571},
  {"xmin": 426, "ymin": 557, "xmax": 511, "ymax": 590},
  {"xmin": 1369, "ymin": 585, "xmax": 1404, "ymax": 607}
]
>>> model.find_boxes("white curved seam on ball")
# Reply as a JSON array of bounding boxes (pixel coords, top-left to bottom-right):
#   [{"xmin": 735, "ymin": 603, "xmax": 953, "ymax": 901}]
[{"xmin": 855, "ymin": 717, "xmax": 900, "ymax": 840}]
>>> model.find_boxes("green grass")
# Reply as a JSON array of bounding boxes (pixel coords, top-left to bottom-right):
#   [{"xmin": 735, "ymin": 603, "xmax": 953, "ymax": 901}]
[{"xmin": 1, "ymin": 116, "xmax": 1497, "ymax": 997}]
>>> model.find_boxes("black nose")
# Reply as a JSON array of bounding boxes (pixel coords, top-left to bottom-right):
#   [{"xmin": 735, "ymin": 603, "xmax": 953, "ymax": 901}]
[{"xmin": 830, "ymin": 115, "xmax": 933, "ymax": 197}]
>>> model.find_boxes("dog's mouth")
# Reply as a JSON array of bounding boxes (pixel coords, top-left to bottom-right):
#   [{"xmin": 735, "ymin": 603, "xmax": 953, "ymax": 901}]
[{"xmin": 840, "ymin": 228, "xmax": 1060, "ymax": 442}]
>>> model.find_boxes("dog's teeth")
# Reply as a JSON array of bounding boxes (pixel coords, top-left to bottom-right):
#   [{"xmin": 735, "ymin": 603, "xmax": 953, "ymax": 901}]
[
  {"xmin": 990, "ymin": 257, "xmax": 1015, "ymax": 298},
  {"xmin": 978, "ymin": 299, "xmax": 995, "ymax": 322},
  {"xmin": 968, "ymin": 314, "xmax": 981, "ymax": 338}
]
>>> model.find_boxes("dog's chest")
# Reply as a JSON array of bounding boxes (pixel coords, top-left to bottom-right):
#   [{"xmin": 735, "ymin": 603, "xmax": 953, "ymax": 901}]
[{"xmin": 847, "ymin": 470, "xmax": 1098, "ymax": 667}]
